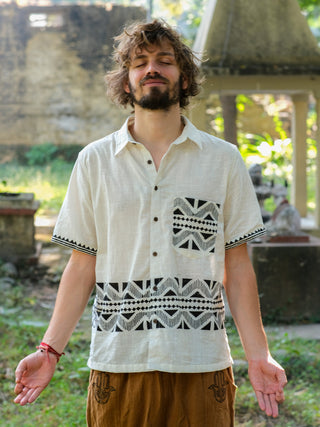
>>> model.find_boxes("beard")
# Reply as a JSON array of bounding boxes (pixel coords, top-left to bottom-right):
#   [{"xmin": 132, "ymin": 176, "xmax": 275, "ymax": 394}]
[{"xmin": 128, "ymin": 76, "xmax": 182, "ymax": 111}]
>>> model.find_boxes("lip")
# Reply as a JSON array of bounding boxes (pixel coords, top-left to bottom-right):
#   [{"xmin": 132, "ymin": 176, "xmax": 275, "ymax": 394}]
[{"xmin": 143, "ymin": 80, "xmax": 166, "ymax": 86}]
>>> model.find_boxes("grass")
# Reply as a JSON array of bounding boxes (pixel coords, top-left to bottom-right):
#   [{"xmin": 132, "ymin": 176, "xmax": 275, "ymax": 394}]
[
  {"xmin": 0, "ymin": 263, "xmax": 92, "ymax": 426},
  {"xmin": 226, "ymin": 319, "xmax": 320, "ymax": 427},
  {"xmin": 1, "ymin": 160, "xmax": 74, "ymax": 216}
]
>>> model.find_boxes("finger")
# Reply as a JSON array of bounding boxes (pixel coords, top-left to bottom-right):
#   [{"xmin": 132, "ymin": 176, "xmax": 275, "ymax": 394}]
[
  {"xmin": 270, "ymin": 393, "xmax": 279, "ymax": 418},
  {"xmin": 276, "ymin": 389, "xmax": 285, "ymax": 403},
  {"xmin": 255, "ymin": 390, "xmax": 266, "ymax": 412},
  {"xmin": 19, "ymin": 387, "xmax": 36, "ymax": 406},
  {"xmin": 15, "ymin": 360, "xmax": 26, "ymax": 383},
  {"xmin": 14, "ymin": 387, "xmax": 29, "ymax": 405},
  {"xmin": 14, "ymin": 394, "xmax": 23, "ymax": 404},
  {"xmin": 263, "ymin": 393, "xmax": 273, "ymax": 417},
  {"xmin": 28, "ymin": 387, "xmax": 43, "ymax": 404},
  {"xmin": 14, "ymin": 382, "xmax": 24, "ymax": 395},
  {"xmin": 277, "ymin": 369, "xmax": 288, "ymax": 388}
]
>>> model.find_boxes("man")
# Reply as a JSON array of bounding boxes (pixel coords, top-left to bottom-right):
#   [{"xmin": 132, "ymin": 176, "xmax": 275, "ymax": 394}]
[{"xmin": 14, "ymin": 19, "xmax": 287, "ymax": 426}]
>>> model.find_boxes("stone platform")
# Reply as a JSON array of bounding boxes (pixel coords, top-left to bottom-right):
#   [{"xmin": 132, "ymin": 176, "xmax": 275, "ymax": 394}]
[
  {"xmin": 249, "ymin": 236, "xmax": 320, "ymax": 322},
  {"xmin": 0, "ymin": 192, "xmax": 40, "ymax": 263}
]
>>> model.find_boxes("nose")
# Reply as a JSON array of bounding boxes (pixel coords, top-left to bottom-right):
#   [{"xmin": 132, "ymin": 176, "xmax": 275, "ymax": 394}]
[{"xmin": 145, "ymin": 60, "xmax": 160, "ymax": 75}]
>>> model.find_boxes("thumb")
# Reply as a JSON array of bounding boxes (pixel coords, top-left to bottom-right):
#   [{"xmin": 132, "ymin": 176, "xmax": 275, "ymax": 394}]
[{"xmin": 15, "ymin": 358, "xmax": 27, "ymax": 383}]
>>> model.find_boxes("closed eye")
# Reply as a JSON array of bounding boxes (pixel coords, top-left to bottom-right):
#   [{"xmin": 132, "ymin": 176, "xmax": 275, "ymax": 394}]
[{"xmin": 134, "ymin": 63, "xmax": 146, "ymax": 68}]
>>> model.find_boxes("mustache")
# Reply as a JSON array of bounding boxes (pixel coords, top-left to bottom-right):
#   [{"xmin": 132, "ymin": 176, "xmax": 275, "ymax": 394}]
[{"xmin": 139, "ymin": 74, "xmax": 170, "ymax": 86}]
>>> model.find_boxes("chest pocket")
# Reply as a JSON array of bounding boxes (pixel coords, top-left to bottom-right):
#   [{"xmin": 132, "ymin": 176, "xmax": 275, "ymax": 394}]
[{"xmin": 172, "ymin": 197, "xmax": 220, "ymax": 258}]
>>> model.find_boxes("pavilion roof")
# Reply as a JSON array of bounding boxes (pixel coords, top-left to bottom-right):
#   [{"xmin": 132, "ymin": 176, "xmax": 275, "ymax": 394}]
[{"xmin": 193, "ymin": 0, "xmax": 320, "ymax": 75}]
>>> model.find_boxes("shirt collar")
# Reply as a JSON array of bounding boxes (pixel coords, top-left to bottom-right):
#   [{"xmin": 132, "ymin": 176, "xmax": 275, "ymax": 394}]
[{"xmin": 115, "ymin": 115, "xmax": 203, "ymax": 156}]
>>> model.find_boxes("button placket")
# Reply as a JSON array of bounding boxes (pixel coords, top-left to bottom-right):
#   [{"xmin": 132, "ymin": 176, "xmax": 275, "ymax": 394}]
[
  {"xmin": 139, "ymin": 145, "xmax": 157, "ymax": 180},
  {"xmin": 149, "ymin": 179, "xmax": 162, "ymax": 280}
]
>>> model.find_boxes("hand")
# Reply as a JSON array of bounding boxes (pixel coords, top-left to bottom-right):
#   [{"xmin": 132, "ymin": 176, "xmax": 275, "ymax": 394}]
[
  {"xmin": 14, "ymin": 351, "xmax": 57, "ymax": 406},
  {"xmin": 248, "ymin": 355, "xmax": 287, "ymax": 418}
]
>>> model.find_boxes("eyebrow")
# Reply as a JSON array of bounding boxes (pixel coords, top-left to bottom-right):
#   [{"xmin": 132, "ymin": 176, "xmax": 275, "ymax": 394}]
[{"xmin": 132, "ymin": 51, "xmax": 176, "ymax": 62}]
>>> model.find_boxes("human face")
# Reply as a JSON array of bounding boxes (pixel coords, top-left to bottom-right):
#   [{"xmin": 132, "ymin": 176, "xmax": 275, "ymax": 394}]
[{"xmin": 124, "ymin": 41, "xmax": 188, "ymax": 110}]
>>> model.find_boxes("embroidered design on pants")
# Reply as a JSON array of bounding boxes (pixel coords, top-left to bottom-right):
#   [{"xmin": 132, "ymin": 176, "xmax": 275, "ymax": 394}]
[
  {"xmin": 92, "ymin": 372, "xmax": 115, "ymax": 404},
  {"xmin": 208, "ymin": 371, "xmax": 229, "ymax": 403},
  {"xmin": 172, "ymin": 197, "xmax": 220, "ymax": 255}
]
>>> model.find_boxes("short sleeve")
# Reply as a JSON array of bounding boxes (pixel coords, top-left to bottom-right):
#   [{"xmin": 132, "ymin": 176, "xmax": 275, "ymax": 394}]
[
  {"xmin": 224, "ymin": 149, "xmax": 265, "ymax": 249},
  {"xmin": 52, "ymin": 152, "xmax": 97, "ymax": 256}
]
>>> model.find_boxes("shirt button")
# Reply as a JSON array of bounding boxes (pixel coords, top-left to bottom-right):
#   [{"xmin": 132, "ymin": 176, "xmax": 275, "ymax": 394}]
[
  {"xmin": 147, "ymin": 160, "xmax": 152, "ymax": 165},
  {"xmin": 152, "ymin": 251, "xmax": 158, "ymax": 257},
  {"xmin": 154, "ymin": 186, "xmax": 158, "ymax": 191},
  {"xmin": 153, "ymin": 319, "xmax": 158, "ymax": 324},
  {"xmin": 153, "ymin": 217, "xmax": 158, "ymax": 222},
  {"xmin": 153, "ymin": 286, "xmax": 157, "ymax": 291}
]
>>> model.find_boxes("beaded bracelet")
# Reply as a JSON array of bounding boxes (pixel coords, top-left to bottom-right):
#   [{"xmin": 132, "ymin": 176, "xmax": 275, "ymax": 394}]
[{"xmin": 36, "ymin": 342, "xmax": 65, "ymax": 362}]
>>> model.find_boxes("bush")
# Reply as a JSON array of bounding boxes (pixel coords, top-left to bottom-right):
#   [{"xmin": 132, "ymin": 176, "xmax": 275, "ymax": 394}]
[
  {"xmin": 24, "ymin": 143, "xmax": 83, "ymax": 166},
  {"xmin": 25, "ymin": 143, "xmax": 58, "ymax": 166}
]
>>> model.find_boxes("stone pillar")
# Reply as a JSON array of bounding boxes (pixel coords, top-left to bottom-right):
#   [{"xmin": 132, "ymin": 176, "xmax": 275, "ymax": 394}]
[
  {"xmin": 220, "ymin": 94, "xmax": 238, "ymax": 146},
  {"xmin": 291, "ymin": 94, "xmax": 308, "ymax": 218},
  {"xmin": 187, "ymin": 97, "xmax": 207, "ymax": 131},
  {"xmin": 314, "ymin": 93, "xmax": 320, "ymax": 228}
]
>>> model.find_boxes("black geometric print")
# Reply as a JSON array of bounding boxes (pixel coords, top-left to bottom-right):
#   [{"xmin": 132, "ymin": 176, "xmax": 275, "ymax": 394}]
[
  {"xmin": 225, "ymin": 227, "xmax": 266, "ymax": 249},
  {"xmin": 172, "ymin": 197, "xmax": 220, "ymax": 254},
  {"xmin": 52, "ymin": 234, "xmax": 97, "ymax": 256},
  {"xmin": 92, "ymin": 277, "xmax": 225, "ymax": 332}
]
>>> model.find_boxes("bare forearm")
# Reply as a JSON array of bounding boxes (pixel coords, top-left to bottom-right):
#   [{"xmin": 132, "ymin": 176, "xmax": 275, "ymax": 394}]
[
  {"xmin": 42, "ymin": 250, "xmax": 96, "ymax": 353},
  {"xmin": 224, "ymin": 244, "xmax": 269, "ymax": 361},
  {"xmin": 224, "ymin": 244, "xmax": 287, "ymax": 417},
  {"xmin": 226, "ymin": 272, "xmax": 269, "ymax": 360}
]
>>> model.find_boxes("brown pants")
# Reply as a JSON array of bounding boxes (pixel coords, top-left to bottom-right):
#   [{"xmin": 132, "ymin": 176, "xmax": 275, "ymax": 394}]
[{"xmin": 86, "ymin": 368, "xmax": 236, "ymax": 427}]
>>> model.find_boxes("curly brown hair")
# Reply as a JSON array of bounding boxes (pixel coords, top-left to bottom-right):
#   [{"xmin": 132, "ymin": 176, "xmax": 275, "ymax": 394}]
[{"xmin": 105, "ymin": 19, "xmax": 202, "ymax": 109}]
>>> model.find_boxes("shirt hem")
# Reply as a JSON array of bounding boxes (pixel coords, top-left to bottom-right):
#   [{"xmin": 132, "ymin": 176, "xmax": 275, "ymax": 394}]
[{"xmin": 87, "ymin": 359, "xmax": 233, "ymax": 374}]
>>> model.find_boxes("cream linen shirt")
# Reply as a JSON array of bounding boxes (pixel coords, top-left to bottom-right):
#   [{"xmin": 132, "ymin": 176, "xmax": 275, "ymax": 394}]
[{"xmin": 52, "ymin": 116, "xmax": 265, "ymax": 373}]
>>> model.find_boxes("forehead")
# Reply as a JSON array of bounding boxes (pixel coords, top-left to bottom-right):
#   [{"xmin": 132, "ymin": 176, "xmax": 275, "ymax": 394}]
[{"xmin": 130, "ymin": 40, "xmax": 176, "ymax": 60}]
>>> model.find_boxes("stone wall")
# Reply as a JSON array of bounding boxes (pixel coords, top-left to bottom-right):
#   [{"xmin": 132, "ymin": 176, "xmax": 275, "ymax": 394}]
[{"xmin": 0, "ymin": 4, "xmax": 144, "ymax": 146}]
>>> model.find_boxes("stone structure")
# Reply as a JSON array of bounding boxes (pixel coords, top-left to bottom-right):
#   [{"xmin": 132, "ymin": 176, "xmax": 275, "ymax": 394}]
[
  {"xmin": 266, "ymin": 186, "xmax": 310, "ymax": 242},
  {"xmin": 248, "ymin": 163, "xmax": 309, "ymax": 241},
  {"xmin": 248, "ymin": 164, "xmax": 273, "ymax": 222},
  {"xmin": 249, "ymin": 238, "xmax": 320, "ymax": 322},
  {"xmin": 0, "ymin": 192, "xmax": 40, "ymax": 263},
  {"xmin": 192, "ymin": 0, "xmax": 320, "ymax": 227},
  {"xmin": 0, "ymin": 4, "xmax": 144, "ymax": 146}
]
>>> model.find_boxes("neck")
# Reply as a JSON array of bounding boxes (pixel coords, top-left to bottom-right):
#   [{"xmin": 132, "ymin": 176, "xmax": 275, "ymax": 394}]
[{"xmin": 129, "ymin": 104, "xmax": 184, "ymax": 150}]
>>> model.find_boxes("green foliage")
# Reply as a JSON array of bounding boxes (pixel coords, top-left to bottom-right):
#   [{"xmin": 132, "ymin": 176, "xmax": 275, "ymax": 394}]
[
  {"xmin": 1, "ymin": 161, "xmax": 73, "ymax": 216},
  {"xmin": 298, "ymin": 0, "xmax": 320, "ymax": 10},
  {"xmin": 25, "ymin": 143, "xmax": 58, "ymax": 166},
  {"xmin": 239, "ymin": 132, "xmax": 293, "ymax": 182},
  {"xmin": 0, "ymin": 179, "xmax": 8, "ymax": 192},
  {"xmin": 24, "ymin": 143, "xmax": 83, "ymax": 167},
  {"xmin": 297, "ymin": 0, "xmax": 320, "ymax": 42}
]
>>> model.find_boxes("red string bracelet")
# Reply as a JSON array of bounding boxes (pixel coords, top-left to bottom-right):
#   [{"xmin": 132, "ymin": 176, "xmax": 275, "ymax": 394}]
[{"xmin": 36, "ymin": 342, "xmax": 65, "ymax": 362}]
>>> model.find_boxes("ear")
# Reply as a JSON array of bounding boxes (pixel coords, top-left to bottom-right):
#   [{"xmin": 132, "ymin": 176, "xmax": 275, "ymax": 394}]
[
  {"xmin": 181, "ymin": 74, "xmax": 188, "ymax": 90},
  {"xmin": 123, "ymin": 79, "xmax": 130, "ymax": 94}
]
